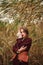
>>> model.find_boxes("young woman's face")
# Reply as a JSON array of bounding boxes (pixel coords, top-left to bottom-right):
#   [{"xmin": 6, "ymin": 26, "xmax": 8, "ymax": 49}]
[{"xmin": 20, "ymin": 29, "xmax": 27, "ymax": 38}]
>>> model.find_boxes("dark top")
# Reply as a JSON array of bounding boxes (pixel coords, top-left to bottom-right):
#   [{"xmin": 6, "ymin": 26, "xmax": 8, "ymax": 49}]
[{"xmin": 13, "ymin": 37, "xmax": 32, "ymax": 54}]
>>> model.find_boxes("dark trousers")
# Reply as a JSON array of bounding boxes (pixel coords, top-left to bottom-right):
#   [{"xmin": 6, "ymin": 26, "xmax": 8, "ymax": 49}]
[{"xmin": 13, "ymin": 57, "xmax": 28, "ymax": 65}]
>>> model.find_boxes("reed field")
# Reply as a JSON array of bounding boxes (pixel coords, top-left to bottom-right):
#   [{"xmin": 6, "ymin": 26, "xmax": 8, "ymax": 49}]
[{"xmin": 0, "ymin": 0, "xmax": 43, "ymax": 65}]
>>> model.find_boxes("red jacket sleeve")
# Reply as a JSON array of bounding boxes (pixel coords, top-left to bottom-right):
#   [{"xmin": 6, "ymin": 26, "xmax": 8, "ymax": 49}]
[
  {"xmin": 24, "ymin": 38, "xmax": 32, "ymax": 51},
  {"xmin": 13, "ymin": 39, "xmax": 19, "ymax": 53}
]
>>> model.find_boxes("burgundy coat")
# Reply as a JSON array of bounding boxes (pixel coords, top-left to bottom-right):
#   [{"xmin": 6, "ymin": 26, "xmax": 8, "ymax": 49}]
[{"xmin": 13, "ymin": 37, "xmax": 32, "ymax": 62}]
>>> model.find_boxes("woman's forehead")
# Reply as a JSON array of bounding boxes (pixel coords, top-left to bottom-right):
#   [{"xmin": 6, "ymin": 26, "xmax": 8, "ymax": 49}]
[{"xmin": 20, "ymin": 29, "xmax": 24, "ymax": 32}]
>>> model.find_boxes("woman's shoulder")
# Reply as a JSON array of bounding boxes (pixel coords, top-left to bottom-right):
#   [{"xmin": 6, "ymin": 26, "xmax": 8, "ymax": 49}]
[
  {"xmin": 26, "ymin": 37, "xmax": 32, "ymax": 42},
  {"xmin": 28, "ymin": 37, "xmax": 32, "ymax": 40}
]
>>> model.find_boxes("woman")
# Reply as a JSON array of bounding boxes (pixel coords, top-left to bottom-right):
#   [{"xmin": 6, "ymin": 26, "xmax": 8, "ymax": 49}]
[{"xmin": 10, "ymin": 27, "xmax": 32, "ymax": 65}]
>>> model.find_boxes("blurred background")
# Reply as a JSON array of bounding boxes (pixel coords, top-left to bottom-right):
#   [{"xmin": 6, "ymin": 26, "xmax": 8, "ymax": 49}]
[{"xmin": 0, "ymin": 0, "xmax": 43, "ymax": 65}]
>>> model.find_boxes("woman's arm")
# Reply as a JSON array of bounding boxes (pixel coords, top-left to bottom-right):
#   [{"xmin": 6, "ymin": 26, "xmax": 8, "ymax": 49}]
[
  {"xmin": 10, "ymin": 46, "xmax": 27, "ymax": 61},
  {"xmin": 17, "ymin": 46, "xmax": 27, "ymax": 53}
]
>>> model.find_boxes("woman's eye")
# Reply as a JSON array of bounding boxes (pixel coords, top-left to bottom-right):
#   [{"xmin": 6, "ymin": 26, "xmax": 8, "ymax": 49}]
[{"xmin": 21, "ymin": 32, "xmax": 22, "ymax": 33}]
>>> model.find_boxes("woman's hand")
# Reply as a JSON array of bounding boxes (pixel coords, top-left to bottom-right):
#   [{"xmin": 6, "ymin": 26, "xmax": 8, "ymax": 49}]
[{"xmin": 17, "ymin": 46, "xmax": 27, "ymax": 53}]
